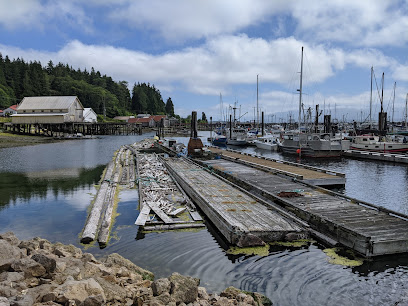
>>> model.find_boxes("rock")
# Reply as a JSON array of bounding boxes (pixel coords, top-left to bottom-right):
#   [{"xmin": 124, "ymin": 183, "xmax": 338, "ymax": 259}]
[
  {"xmin": 53, "ymin": 278, "xmax": 105, "ymax": 304},
  {"xmin": 31, "ymin": 254, "xmax": 56, "ymax": 274},
  {"xmin": 94, "ymin": 276, "xmax": 128, "ymax": 302},
  {"xmin": 237, "ymin": 234, "xmax": 265, "ymax": 248},
  {"xmin": 0, "ymin": 271, "xmax": 25, "ymax": 283},
  {"xmin": 213, "ymin": 296, "xmax": 235, "ymax": 306},
  {"xmin": 80, "ymin": 294, "xmax": 105, "ymax": 306},
  {"xmin": 8, "ymin": 294, "xmax": 34, "ymax": 306},
  {"xmin": 0, "ymin": 240, "xmax": 23, "ymax": 272},
  {"xmin": 18, "ymin": 237, "xmax": 53, "ymax": 256},
  {"xmin": 0, "ymin": 296, "xmax": 10, "ymax": 306},
  {"xmin": 11, "ymin": 258, "xmax": 46, "ymax": 278},
  {"xmin": 151, "ymin": 278, "xmax": 171, "ymax": 296},
  {"xmin": 169, "ymin": 272, "xmax": 199, "ymax": 304},
  {"xmin": 102, "ymin": 253, "xmax": 154, "ymax": 281},
  {"xmin": 220, "ymin": 286, "xmax": 242, "ymax": 299},
  {"xmin": 53, "ymin": 243, "xmax": 82, "ymax": 258},
  {"xmin": 0, "ymin": 283, "xmax": 18, "ymax": 298},
  {"xmin": 198, "ymin": 287, "xmax": 209, "ymax": 300},
  {"xmin": 236, "ymin": 292, "xmax": 255, "ymax": 305},
  {"xmin": 81, "ymin": 253, "xmax": 98, "ymax": 264},
  {"xmin": 0, "ymin": 232, "xmax": 20, "ymax": 246}
]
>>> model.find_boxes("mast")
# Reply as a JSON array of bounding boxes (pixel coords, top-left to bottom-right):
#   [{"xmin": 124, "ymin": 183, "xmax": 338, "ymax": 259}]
[
  {"xmin": 381, "ymin": 72, "xmax": 384, "ymax": 113},
  {"xmin": 256, "ymin": 74, "xmax": 259, "ymax": 130},
  {"xmin": 405, "ymin": 93, "xmax": 408, "ymax": 129},
  {"xmin": 298, "ymin": 47, "xmax": 303, "ymax": 132},
  {"xmin": 392, "ymin": 81, "xmax": 396, "ymax": 125},
  {"xmin": 369, "ymin": 66, "xmax": 373, "ymax": 129}
]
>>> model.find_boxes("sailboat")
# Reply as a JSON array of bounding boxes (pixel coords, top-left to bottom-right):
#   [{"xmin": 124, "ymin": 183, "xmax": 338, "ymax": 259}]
[{"xmin": 280, "ymin": 47, "xmax": 343, "ymax": 158}]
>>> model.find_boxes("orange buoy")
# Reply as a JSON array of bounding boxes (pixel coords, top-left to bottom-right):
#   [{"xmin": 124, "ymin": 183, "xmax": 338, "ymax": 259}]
[{"xmin": 296, "ymin": 149, "xmax": 301, "ymax": 154}]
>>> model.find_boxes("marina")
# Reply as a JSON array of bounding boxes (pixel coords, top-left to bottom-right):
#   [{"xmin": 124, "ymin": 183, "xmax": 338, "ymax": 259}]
[{"xmin": 2, "ymin": 133, "xmax": 408, "ymax": 305}]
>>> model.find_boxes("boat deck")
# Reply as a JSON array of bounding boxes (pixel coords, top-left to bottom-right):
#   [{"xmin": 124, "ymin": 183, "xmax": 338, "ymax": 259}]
[
  {"xmin": 201, "ymin": 157, "xmax": 408, "ymax": 257},
  {"xmin": 163, "ymin": 157, "xmax": 307, "ymax": 247},
  {"xmin": 207, "ymin": 146, "xmax": 345, "ymax": 186}
]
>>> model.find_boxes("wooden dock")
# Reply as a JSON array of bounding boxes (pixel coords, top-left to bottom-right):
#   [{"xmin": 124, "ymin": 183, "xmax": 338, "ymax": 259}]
[
  {"xmin": 207, "ymin": 146, "xmax": 346, "ymax": 186},
  {"xmin": 343, "ymin": 149, "xmax": 408, "ymax": 164},
  {"xmin": 162, "ymin": 157, "xmax": 308, "ymax": 247},
  {"xmin": 200, "ymin": 157, "xmax": 408, "ymax": 257}
]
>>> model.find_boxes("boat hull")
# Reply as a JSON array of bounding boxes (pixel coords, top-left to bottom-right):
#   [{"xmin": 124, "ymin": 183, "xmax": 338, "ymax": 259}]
[
  {"xmin": 255, "ymin": 142, "xmax": 278, "ymax": 151},
  {"xmin": 280, "ymin": 145, "xmax": 342, "ymax": 158}
]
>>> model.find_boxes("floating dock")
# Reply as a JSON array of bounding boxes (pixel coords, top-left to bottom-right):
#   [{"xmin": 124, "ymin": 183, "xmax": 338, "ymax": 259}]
[
  {"xmin": 343, "ymin": 149, "xmax": 408, "ymax": 164},
  {"xmin": 207, "ymin": 146, "xmax": 346, "ymax": 186},
  {"xmin": 200, "ymin": 157, "xmax": 408, "ymax": 257},
  {"xmin": 163, "ymin": 157, "xmax": 308, "ymax": 247}
]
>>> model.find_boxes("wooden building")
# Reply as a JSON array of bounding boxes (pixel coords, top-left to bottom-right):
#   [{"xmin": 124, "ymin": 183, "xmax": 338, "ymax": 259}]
[
  {"xmin": 11, "ymin": 96, "xmax": 84, "ymax": 124},
  {"xmin": 83, "ymin": 108, "xmax": 97, "ymax": 123}
]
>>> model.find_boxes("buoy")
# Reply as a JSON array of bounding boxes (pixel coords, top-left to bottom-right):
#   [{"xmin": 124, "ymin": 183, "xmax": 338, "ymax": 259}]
[{"xmin": 296, "ymin": 149, "xmax": 301, "ymax": 154}]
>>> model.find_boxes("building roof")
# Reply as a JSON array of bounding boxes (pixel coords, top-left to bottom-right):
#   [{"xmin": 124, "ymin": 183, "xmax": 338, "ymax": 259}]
[
  {"xmin": 17, "ymin": 96, "xmax": 82, "ymax": 111},
  {"xmin": 11, "ymin": 113, "xmax": 68, "ymax": 117},
  {"xmin": 128, "ymin": 117, "xmax": 153, "ymax": 123},
  {"xmin": 8, "ymin": 105, "xmax": 18, "ymax": 111},
  {"xmin": 113, "ymin": 116, "xmax": 133, "ymax": 121},
  {"xmin": 151, "ymin": 115, "xmax": 167, "ymax": 122}
]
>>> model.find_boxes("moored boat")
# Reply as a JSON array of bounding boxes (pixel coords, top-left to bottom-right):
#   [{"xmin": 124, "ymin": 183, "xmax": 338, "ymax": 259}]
[
  {"xmin": 254, "ymin": 135, "xmax": 280, "ymax": 151},
  {"xmin": 350, "ymin": 135, "xmax": 408, "ymax": 153}
]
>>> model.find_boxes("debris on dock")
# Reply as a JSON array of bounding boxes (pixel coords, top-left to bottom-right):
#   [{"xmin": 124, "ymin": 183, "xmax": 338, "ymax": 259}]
[{"xmin": 133, "ymin": 140, "xmax": 204, "ymax": 232}]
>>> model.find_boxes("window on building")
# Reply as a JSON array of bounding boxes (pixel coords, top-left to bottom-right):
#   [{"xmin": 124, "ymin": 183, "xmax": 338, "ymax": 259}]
[
  {"xmin": 41, "ymin": 110, "xmax": 44, "ymax": 113},
  {"xmin": 23, "ymin": 110, "xmax": 26, "ymax": 113},
  {"xmin": 32, "ymin": 110, "xmax": 35, "ymax": 113}
]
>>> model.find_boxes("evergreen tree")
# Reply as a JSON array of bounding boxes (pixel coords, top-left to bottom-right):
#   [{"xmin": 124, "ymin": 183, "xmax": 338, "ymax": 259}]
[{"xmin": 165, "ymin": 97, "xmax": 175, "ymax": 116}]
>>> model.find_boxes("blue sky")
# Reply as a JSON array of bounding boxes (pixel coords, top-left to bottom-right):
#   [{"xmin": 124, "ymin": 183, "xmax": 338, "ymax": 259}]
[{"xmin": 0, "ymin": 0, "xmax": 407, "ymax": 122}]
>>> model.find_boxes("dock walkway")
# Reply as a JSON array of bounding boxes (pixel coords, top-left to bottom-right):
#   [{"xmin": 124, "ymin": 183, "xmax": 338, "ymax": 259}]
[
  {"xmin": 207, "ymin": 147, "xmax": 345, "ymax": 186},
  {"xmin": 343, "ymin": 149, "xmax": 408, "ymax": 164},
  {"xmin": 201, "ymin": 157, "xmax": 408, "ymax": 257},
  {"xmin": 163, "ymin": 157, "xmax": 307, "ymax": 247}
]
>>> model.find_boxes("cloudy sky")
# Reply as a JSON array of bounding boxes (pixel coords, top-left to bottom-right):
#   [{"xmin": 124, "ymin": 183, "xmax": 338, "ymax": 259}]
[{"xmin": 1, "ymin": 0, "xmax": 407, "ymax": 122}]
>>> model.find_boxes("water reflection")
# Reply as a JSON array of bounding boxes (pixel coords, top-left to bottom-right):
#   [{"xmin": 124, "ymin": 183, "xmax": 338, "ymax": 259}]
[{"xmin": 0, "ymin": 166, "xmax": 105, "ymax": 209}]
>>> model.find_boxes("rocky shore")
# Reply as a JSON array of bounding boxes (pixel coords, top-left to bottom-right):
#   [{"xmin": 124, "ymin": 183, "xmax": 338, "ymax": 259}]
[{"xmin": 0, "ymin": 232, "xmax": 272, "ymax": 306}]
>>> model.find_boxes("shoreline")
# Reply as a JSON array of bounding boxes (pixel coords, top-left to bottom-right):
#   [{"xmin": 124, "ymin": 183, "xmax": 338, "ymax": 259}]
[
  {"xmin": 0, "ymin": 132, "xmax": 62, "ymax": 149},
  {"xmin": 0, "ymin": 232, "xmax": 272, "ymax": 306}
]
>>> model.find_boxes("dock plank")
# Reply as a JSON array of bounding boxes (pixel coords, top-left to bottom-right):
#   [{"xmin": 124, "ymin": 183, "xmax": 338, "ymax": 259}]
[
  {"xmin": 201, "ymin": 158, "xmax": 408, "ymax": 257},
  {"xmin": 163, "ymin": 157, "xmax": 307, "ymax": 246}
]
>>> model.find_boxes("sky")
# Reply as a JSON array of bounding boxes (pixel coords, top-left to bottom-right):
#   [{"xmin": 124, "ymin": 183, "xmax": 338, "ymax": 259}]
[{"xmin": 0, "ymin": 0, "xmax": 407, "ymax": 123}]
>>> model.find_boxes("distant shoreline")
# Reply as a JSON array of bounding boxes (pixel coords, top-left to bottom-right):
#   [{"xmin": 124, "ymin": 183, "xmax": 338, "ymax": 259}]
[{"xmin": 0, "ymin": 132, "xmax": 61, "ymax": 149}]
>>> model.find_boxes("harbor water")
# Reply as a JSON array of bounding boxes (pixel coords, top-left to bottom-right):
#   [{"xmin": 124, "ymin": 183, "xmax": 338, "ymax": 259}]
[{"xmin": 1, "ymin": 131, "xmax": 408, "ymax": 305}]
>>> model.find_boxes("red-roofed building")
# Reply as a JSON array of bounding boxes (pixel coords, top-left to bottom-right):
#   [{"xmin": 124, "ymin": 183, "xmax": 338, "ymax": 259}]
[
  {"xmin": 128, "ymin": 117, "xmax": 155, "ymax": 127},
  {"xmin": 3, "ymin": 104, "xmax": 18, "ymax": 116},
  {"xmin": 151, "ymin": 115, "xmax": 169, "ymax": 127}
]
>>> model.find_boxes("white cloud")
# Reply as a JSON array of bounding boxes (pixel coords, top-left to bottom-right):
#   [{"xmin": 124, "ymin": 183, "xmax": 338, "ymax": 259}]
[
  {"xmin": 393, "ymin": 65, "xmax": 408, "ymax": 81},
  {"xmin": 0, "ymin": 36, "xmax": 399, "ymax": 96},
  {"xmin": 0, "ymin": 0, "xmax": 92, "ymax": 32}
]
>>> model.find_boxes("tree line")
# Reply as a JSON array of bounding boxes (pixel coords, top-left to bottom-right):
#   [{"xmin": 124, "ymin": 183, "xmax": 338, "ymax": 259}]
[{"xmin": 0, "ymin": 53, "xmax": 175, "ymax": 118}]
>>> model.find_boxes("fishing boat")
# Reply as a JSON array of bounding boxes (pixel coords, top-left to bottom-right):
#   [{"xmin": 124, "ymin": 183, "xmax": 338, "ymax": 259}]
[
  {"xmin": 227, "ymin": 127, "xmax": 248, "ymax": 146},
  {"xmin": 280, "ymin": 132, "xmax": 343, "ymax": 157},
  {"xmin": 280, "ymin": 47, "xmax": 343, "ymax": 158},
  {"xmin": 212, "ymin": 134, "xmax": 227, "ymax": 146},
  {"xmin": 254, "ymin": 134, "xmax": 280, "ymax": 151},
  {"xmin": 350, "ymin": 135, "xmax": 408, "ymax": 153}
]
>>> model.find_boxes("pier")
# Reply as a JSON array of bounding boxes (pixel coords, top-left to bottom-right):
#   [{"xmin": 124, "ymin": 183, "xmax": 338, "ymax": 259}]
[
  {"xmin": 343, "ymin": 149, "xmax": 408, "ymax": 164},
  {"xmin": 207, "ymin": 146, "xmax": 346, "ymax": 186},
  {"xmin": 199, "ymin": 156, "xmax": 408, "ymax": 257},
  {"xmin": 163, "ymin": 157, "xmax": 308, "ymax": 247}
]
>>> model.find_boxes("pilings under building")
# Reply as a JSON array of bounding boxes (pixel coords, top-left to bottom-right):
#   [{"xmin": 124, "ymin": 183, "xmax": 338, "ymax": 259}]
[{"xmin": 3, "ymin": 122, "xmax": 142, "ymax": 137}]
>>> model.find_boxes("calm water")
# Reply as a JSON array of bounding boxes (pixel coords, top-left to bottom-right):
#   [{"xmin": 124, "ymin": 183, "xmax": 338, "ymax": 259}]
[{"xmin": 1, "ymin": 132, "xmax": 408, "ymax": 305}]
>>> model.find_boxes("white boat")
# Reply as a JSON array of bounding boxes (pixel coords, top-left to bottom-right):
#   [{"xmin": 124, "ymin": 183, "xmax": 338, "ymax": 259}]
[
  {"xmin": 350, "ymin": 135, "xmax": 408, "ymax": 153},
  {"xmin": 254, "ymin": 135, "xmax": 280, "ymax": 151}
]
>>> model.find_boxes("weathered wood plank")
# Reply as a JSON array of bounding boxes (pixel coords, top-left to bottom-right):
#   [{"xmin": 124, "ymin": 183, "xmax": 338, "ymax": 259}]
[
  {"xmin": 135, "ymin": 205, "xmax": 151, "ymax": 226},
  {"xmin": 147, "ymin": 201, "xmax": 173, "ymax": 223}
]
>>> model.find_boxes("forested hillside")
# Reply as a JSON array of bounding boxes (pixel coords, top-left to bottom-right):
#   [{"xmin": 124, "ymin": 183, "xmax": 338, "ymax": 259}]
[{"xmin": 0, "ymin": 54, "xmax": 173, "ymax": 118}]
